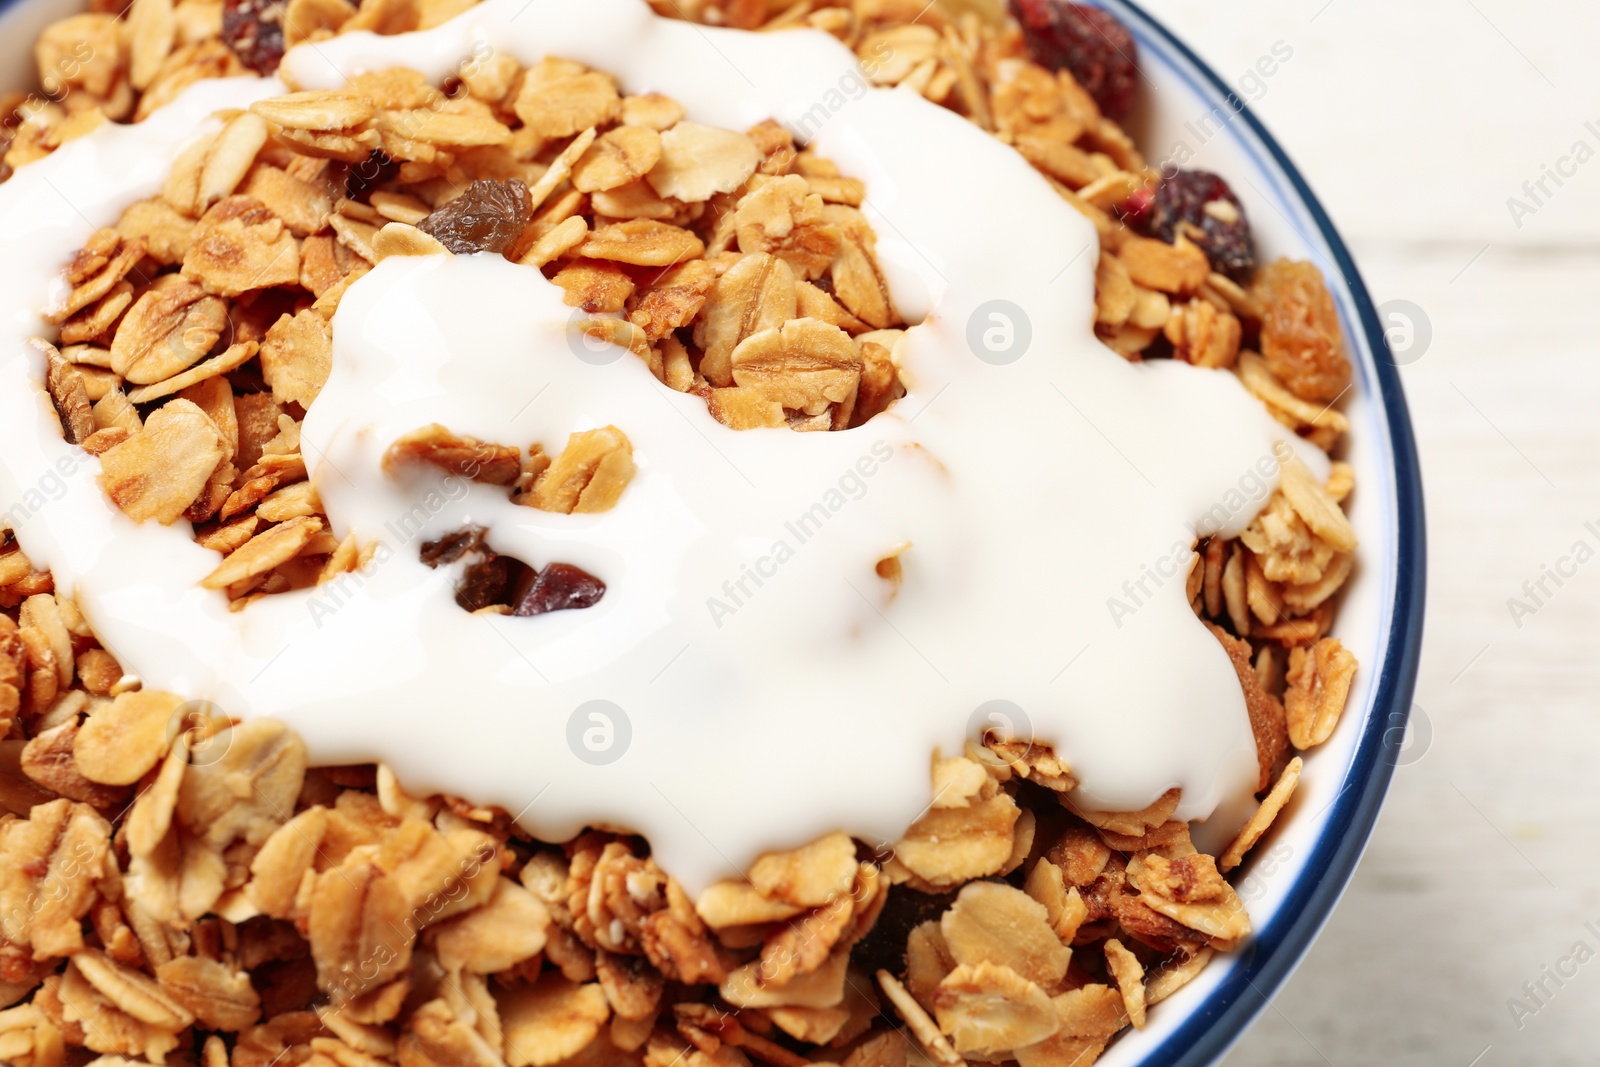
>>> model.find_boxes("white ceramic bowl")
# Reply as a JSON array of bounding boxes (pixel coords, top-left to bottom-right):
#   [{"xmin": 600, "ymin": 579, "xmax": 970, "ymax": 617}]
[
  {"xmin": 1089, "ymin": 3, "xmax": 1426, "ymax": 1063},
  {"xmin": 0, "ymin": 2, "xmax": 1425, "ymax": 1062}
]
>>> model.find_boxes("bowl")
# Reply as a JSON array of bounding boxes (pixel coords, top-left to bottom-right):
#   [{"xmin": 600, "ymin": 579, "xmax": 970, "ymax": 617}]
[
  {"xmin": 1087, "ymin": 2, "xmax": 1426, "ymax": 1064},
  {"xmin": 0, "ymin": 0, "xmax": 1425, "ymax": 1062}
]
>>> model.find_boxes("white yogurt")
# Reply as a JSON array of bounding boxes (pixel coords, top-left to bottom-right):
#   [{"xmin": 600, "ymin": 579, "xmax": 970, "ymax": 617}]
[{"xmin": 0, "ymin": 0, "xmax": 1322, "ymax": 890}]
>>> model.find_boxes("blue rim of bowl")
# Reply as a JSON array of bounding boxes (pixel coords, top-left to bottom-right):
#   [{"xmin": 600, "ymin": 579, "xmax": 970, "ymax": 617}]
[
  {"xmin": 1092, "ymin": 1, "xmax": 1428, "ymax": 1064},
  {"xmin": 0, "ymin": 0, "xmax": 1425, "ymax": 1059}
]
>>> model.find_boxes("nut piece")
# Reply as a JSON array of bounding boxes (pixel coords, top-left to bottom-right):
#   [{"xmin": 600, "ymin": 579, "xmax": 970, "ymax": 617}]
[
  {"xmin": 1208, "ymin": 621, "xmax": 1288, "ymax": 792},
  {"xmin": 647, "ymin": 121, "xmax": 761, "ymax": 203},
  {"xmin": 197, "ymin": 112, "xmax": 270, "ymax": 212},
  {"xmin": 731, "ymin": 318, "xmax": 862, "ymax": 416},
  {"xmin": 22, "ymin": 721, "xmax": 130, "ymax": 808},
  {"xmin": 97, "ymin": 399, "xmax": 227, "ymax": 524},
  {"xmin": 42, "ymin": 340, "xmax": 95, "ymax": 444}
]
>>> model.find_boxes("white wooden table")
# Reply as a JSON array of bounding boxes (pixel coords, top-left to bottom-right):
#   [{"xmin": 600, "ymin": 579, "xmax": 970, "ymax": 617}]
[{"xmin": 1134, "ymin": 1, "xmax": 1600, "ymax": 1063}]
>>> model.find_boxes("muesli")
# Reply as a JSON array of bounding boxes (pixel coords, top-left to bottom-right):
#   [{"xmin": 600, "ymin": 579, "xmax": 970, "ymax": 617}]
[{"xmin": 0, "ymin": 1, "xmax": 1360, "ymax": 1064}]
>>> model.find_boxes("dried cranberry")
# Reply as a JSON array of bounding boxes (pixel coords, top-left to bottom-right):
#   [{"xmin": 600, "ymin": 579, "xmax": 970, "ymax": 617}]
[
  {"xmin": 221, "ymin": 0, "xmax": 286, "ymax": 75},
  {"xmin": 1009, "ymin": 0, "xmax": 1139, "ymax": 123},
  {"xmin": 513, "ymin": 563, "xmax": 607, "ymax": 617},
  {"xmin": 1150, "ymin": 169, "xmax": 1256, "ymax": 282},
  {"xmin": 1115, "ymin": 183, "xmax": 1156, "ymax": 230},
  {"xmin": 416, "ymin": 179, "xmax": 532, "ymax": 255}
]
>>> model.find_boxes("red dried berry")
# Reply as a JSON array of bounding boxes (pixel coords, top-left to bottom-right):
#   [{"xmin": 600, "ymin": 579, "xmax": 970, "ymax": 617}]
[
  {"xmin": 1151, "ymin": 169, "xmax": 1256, "ymax": 282},
  {"xmin": 1009, "ymin": 0, "xmax": 1139, "ymax": 123},
  {"xmin": 221, "ymin": 0, "xmax": 286, "ymax": 75},
  {"xmin": 1115, "ymin": 183, "xmax": 1156, "ymax": 230},
  {"xmin": 416, "ymin": 179, "xmax": 532, "ymax": 255},
  {"xmin": 513, "ymin": 563, "xmax": 607, "ymax": 617}
]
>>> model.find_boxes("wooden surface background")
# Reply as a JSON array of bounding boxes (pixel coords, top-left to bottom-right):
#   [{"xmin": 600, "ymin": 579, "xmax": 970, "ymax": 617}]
[{"xmin": 1133, "ymin": 1, "xmax": 1600, "ymax": 1063}]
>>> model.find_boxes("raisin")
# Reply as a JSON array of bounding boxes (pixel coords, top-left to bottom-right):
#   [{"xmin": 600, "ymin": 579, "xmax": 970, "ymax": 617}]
[
  {"xmin": 1252, "ymin": 259, "xmax": 1351, "ymax": 403},
  {"xmin": 513, "ymin": 563, "xmax": 607, "ymax": 616},
  {"xmin": 1150, "ymin": 169, "xmax": 1255, "ymax": 282},
  {"xmin": 1009, "ymin": 0, "xmax": 1139, "ymax": 123},
  {"xmin": 421, "ymin": 528, "xmax": 603, "ymax": 615},
  {"xmin": 419, "ymin": 526, "xmax": 488, "ymax": 569},
  {"xmin": 221, "ymin": 0, "xmax": 286, "ymax": 75},
  {"xmin": 416, "ymin": 179, "xmax": 533, "ymax": 255},
  {"xmin": 455, "ymin": 554, "xmax": 539, "ymax": 614}
]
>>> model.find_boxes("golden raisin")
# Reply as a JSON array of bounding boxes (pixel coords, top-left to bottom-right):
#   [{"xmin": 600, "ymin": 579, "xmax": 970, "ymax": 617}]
[{"xmin": 1253, "ymin": 259, "xmax": 1350, "ymax": 403}]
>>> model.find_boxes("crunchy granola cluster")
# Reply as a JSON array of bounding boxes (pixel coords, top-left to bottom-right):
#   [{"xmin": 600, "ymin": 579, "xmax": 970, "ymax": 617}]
[
  {"xmin": 0, "ymin": 581, "xmax": 1323, "ymax": 1067},
  {"xmin": 32, "ymin": 54, "xmax": 916, "ymax": 607},
  {"xmin": 0, "ymin": 0, "xmax": 1369, "ymax": 1064}
]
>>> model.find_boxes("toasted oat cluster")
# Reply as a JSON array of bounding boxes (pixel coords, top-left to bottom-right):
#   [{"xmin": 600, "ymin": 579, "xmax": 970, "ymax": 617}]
[
  {"xmin": 31, "ymin": 58, "xmax": 910, "ymax": 606},
  {"xmin": 0, "ymin": 0, "xmax": 1367, "ymax": 1065}
]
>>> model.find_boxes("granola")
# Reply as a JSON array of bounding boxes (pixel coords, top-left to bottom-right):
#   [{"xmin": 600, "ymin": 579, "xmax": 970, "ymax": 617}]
[{"xmin": 0, "ymin": 0, "xmax": 1371, "ymax": 1064}]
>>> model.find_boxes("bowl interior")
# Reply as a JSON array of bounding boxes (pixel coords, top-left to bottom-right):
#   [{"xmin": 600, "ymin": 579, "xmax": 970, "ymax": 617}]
[{"xmin": 0, "ymin": 2, "xmax": 1424, "ymax": 1064}]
